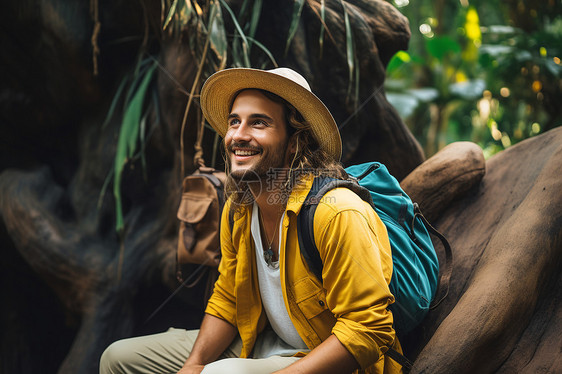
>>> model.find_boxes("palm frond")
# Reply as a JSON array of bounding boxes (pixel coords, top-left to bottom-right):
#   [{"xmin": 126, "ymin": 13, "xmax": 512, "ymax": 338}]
[
  {"xmin": 341, "ymin": 0, "xmax": 357, "ymax": 106},
  {"xmin": 220, "ymin": 0, "xmax": 251, "ymax": 67},
  {"xmin": 113, "ymin": 61, "xmax": 158, "ymax": 233},
  {"xmin": 209, "ymin": 0, "xmax": 228, "ymax": 70}
]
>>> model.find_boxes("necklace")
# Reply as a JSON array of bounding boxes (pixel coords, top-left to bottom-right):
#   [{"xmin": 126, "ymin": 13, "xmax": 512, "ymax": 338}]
[{"xmin": 258, "ymin": 207, "xmax": 281, "ymax": 268}]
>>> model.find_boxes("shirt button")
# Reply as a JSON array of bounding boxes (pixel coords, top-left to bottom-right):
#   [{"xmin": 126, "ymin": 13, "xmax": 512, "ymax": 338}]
[{"xmin": 318, "ymin": 300, "xmax": 325, "ymax": 307}]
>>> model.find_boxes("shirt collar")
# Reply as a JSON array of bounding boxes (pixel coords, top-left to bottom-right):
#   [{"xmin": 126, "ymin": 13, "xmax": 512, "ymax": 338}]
[{"xmin": 285, "ymin": 174, "xmax": 315, "ymax": 216}]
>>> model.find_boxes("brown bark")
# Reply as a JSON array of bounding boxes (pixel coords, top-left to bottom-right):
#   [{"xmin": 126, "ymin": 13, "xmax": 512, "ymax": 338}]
[
  {"xmin": 401, "ymin": 141, "xmax": 486, "ymax": 222},
  {"xmin": 403, "ymin": 128, "xmax": 562, "ymax": 373}
]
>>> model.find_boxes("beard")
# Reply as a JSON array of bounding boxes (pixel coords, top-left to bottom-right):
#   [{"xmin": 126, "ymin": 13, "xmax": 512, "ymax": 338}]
[
  {"xmin": 226, "ymin": 138, "xmax": 292, "ymax": 205},
  {"xmin": 227, "ymin": 139, "xmax": 289, "ymax": 183}
]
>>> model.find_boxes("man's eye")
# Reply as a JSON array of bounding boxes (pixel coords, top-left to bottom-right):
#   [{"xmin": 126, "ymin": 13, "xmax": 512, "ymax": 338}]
[
  {"xmin": 254, "ymin": 119, "xmax": 267, "ymax": 127},
  {"xmin": 228, "ymin": 118, "xmax": 240, "ymax": 127}
]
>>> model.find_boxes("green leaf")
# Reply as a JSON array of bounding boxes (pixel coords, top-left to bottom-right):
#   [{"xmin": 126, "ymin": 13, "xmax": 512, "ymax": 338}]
[
  {"xmin": 209, "ymin": 0, "xmax": 227, "ymax": 67},
  {"xmin": 139, "ymin": 111, "xmax": 148, "ymax": 181},
  {"xmin": 247, "ymin": 36, "xmax": 278, "ymax": 67},
  {"xmin": 449, "ymin": 79, "xmax": 486, "ymax": 99},
  {"xmin": 426, "ymin": 36, "xmax": 461, "ymax": 61},
  {"xmin": 408, "ymin": 87, "xmax": 439, "ymax": 102},
  {"xmin": 248, "ymin": 0, "xmax": 262, "ymax": 46},
  {"xmin": 384, "ymin": 78, "xmax": 408, "ymax": 91},
  {"xmin": 514, "ymin": 50, "xmax": 532, "ymax": 62},
  {"xmin": 486, "ymin": 25, "xmax": 517, "ymax": 35},
  {"xmin": 220, "ymin": 0, "xmax": 251, "ymax": 67},
  {"xmin": 239, "ymin": 0, "xmax": 251, "ymax": 20},
  {"xmin": 387, "ymin": 51, "xmax": 411, "ymax": 75},
  {"xmin": 102, "ymin": 76, "xmax": 129, "ymax": 129},
  {"xmin": 97, "ymin": 168, "xmax": 114, "ymax": 211},
  {"xmin": 231, "ymin": 38, "xmax": 244, "ymax": 68},
  {"xmin": 396, "ymin": 50, "xmax": 411, "ymax": 62},
  {"xmin": 185, "ymin": 0, "xmax": 194, "ymax": 16},
  {"xmin": 113, "ymin": 62, "xmax": 157, "ymax": 233},
  {"xmin": 163, "ymin": 0, "xmax": 179, "ymax": 30},
  {"xmin": 125, "ymin": 59, "xmax": 152, "ymax": 108},
  {"xmin": 285, "ymin": 0, "xmax": 305, "ymax": 55},
  {"xmin": 386, "ymin": 92, "xmax": 419, "ymax": 119},
  {"xmin": 179, "ymin": 0, "xmax": 194, "ymax": 27},
  {"xmin": 479, "ymin": 44, "xmax": 513, "ymax": 58},
  {"xmin": 386, "ymin": 58, "xmax": 404, "ymax": 75}
]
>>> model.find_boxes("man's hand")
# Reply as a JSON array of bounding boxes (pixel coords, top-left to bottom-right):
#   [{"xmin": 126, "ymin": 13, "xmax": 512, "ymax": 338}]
[
  {"xmin": 178, "ymin": 364, "xmax": 205, "ymax": 374},
  {"xmin": 178, "ymin": 314, "xmax": 237, "ymax": 373}
]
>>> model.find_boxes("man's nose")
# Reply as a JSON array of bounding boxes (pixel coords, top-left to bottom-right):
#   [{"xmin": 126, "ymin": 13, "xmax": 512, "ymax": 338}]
[{"xmin": 231, "ymin": 121, "xmax": 252, "ymax": 142}]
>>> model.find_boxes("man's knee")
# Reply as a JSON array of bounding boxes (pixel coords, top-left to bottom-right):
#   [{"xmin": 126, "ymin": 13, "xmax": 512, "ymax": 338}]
[
  {"xmin": 99, "ymin": 339, "xmax": 136, "ymax": 374},
  {"xmin": 99, "ymin": 329, "xmax": 194, "ymax": 374},
  {"xmin": 202, "ymin": 358, "xmax": 245, "ymax": 374}
]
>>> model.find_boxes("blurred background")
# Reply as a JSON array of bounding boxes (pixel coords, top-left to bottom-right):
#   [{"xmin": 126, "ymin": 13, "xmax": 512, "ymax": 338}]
[{"xmin": 386, "ymin": 0, "xmax": 562, "ymax": 158}]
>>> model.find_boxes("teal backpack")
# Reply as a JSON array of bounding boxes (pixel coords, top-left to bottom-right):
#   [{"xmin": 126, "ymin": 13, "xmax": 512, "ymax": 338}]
[{"xmin": 297, "ymin": 162, "xmax": 452, "ymax": 339}]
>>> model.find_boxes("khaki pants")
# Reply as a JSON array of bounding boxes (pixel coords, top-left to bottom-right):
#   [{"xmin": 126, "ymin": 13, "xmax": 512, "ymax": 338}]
[{"xmin": 99, "ymin": 328, "xmax": 301, "ymax": 374}]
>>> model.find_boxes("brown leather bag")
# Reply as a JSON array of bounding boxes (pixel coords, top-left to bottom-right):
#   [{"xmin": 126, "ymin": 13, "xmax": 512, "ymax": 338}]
[{"xmin": 176, "ymin": 166, "xmax": 226, "ymax": 286}]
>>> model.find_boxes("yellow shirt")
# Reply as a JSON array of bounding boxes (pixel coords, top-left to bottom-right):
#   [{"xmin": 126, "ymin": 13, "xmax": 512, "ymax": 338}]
[{"xmin": 206, "ymin": 175, "xmax": 402, "ymax": 373}]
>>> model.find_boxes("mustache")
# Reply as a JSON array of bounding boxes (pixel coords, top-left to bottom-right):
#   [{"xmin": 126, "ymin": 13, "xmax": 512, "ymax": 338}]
[{"xmin": 227, "ymin": 142, "xmax": 262, "ymax": 153}]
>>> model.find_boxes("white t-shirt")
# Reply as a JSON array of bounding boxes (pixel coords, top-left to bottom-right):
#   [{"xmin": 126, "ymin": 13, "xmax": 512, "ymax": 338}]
[{"xmin": 251, "ymin": 203, "xmax": 309, "ymax": 358}]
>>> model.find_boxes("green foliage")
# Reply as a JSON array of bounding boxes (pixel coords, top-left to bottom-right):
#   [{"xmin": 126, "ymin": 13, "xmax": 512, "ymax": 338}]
[
  {"xmin": 108, "ymin": 0, "xmax": 371, "ymax": 234},
  {"xmin": 162, "ymin": 0, "xmax": 278, "ymax": 71},
  {"xmin": 426, "ymin": 36, "xmax": 461, "ymax": 60},
  {"xmin": 113, "ymin": 62, "xmax": 158, "ymax": 233},
  {"xmin": 341, "ymin": 0, "xmax": 359, "ymax": 105},
  {"xmin": 100, "ymin": 59, "xmax": 159, "ymax": 234},
  {"xmin": 107, "ymin": 0, "xmax": 286, "ymax": 234},
  {"xmin": 387, "ymin": 0, "xmax": 562, "ymax": 158}
]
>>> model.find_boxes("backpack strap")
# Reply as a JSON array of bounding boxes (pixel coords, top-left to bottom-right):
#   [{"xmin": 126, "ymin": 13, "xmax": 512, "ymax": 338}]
[
  {"xmin": 410, "ymin": 203, "xmax": 453, "ymax": 310},
  {"xmin": 297, "ymin": 177, "xmax": 374, "ymax": 281},
  {"xmin": 385, "ymin": 347, "xmax": 414, "ymax": 373}
]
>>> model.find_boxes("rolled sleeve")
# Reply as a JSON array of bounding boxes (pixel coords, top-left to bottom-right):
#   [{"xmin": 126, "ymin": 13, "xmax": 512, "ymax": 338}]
[{"xmin": 205, "ymin": 202, "xmax": 238, "ymax": 327}]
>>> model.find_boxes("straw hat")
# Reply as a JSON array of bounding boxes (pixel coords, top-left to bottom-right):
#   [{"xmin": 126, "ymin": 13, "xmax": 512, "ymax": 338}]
[{"xmin": 200, "ymin": 67, "xmax": 342, "ymax": 161}]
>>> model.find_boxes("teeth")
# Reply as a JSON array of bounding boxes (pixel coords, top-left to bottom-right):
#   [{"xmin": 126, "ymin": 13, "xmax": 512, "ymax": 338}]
[{"xmin": 235, "ymin": 150, "xmax": 259, "ymax": 156}]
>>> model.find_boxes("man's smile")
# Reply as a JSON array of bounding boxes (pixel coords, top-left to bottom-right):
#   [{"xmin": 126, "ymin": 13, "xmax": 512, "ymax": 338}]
[
  {"xmin": 233, "ymin": 149, "xmax": 260, "ymax": 157},
  {"xmin": 228, "ymin": 143, "xmax": 263, "ymax": 160}
]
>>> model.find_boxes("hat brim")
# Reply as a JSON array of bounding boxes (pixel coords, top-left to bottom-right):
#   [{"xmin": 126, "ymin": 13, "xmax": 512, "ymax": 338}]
[{"xmin": 200, "ymin": 68, "xmax": 342, "ymax": 161}]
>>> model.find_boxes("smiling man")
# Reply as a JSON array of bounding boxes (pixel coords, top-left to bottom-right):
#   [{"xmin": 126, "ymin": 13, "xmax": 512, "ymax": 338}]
[
  {"xmin": 227, "ymin": 89, "xmax": 292, "ymax": 182},
  {"xmin": 100, "ymin": 68, "xmax": 402, "ymax": 374}
]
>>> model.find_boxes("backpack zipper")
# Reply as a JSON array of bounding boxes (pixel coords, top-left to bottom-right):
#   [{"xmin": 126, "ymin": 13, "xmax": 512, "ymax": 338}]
[{"xmin": 355, "ymin": 162, "xmax": 380, "ymax": 181}]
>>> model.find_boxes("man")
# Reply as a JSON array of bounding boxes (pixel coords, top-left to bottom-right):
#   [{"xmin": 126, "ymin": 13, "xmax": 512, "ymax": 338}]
[{"xmin": 100, "ymin": 67, "xmax": 402, "ymax": 373}]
